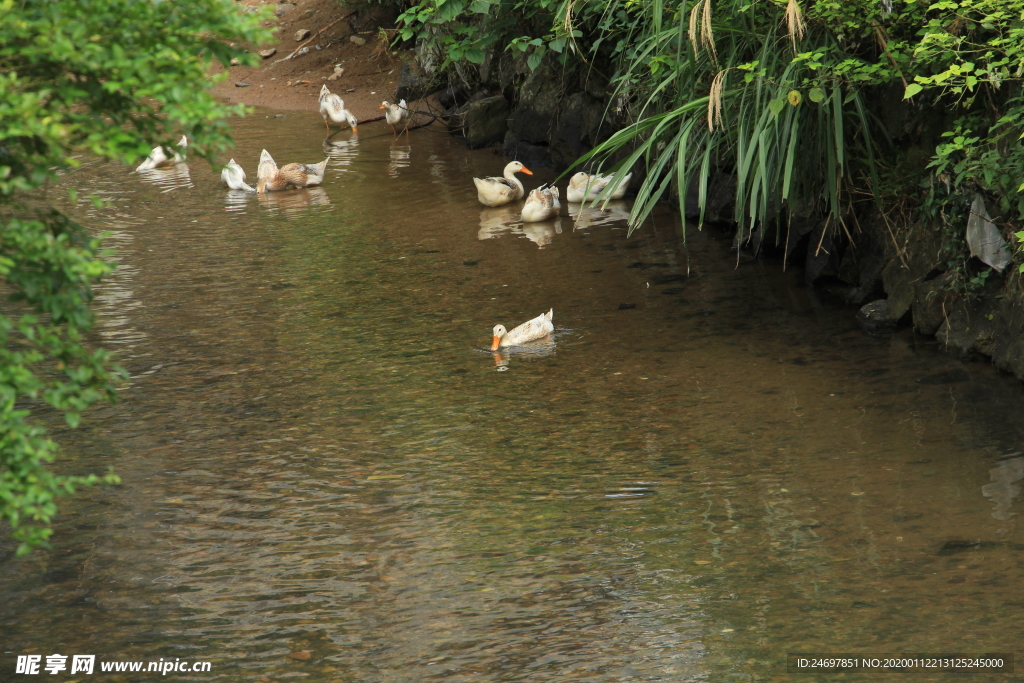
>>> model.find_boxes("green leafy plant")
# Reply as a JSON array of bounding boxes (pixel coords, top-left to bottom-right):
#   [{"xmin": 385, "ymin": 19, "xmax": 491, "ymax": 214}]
[{"xmin": 0, "ymin": 0, "xmax": 270, "ymax": 555}]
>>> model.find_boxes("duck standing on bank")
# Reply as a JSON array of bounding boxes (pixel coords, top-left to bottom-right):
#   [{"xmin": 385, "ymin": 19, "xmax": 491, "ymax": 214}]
[
  {"xmin": 521, "ymin": 185, "xmax": 560, "ymax": 222},
  {"xmin": 319, "ymin": 85, "xmax": 359, "ymax": 133},
  {"xmin": 380, "ymin": 99, "xmax": 409, "ymax": 136},
  {"xmin": 473, "ymin": 161, "xmax": 533, "ymax": 207},
  {"xmin": 491, "ymin": 309, "xmax": 554, "ymax": 350},
  {"xmin": 136, "ymin": 135, "xmax": 188, "ymax": 172},
  {"xmin": 256, "ymin": 149, "xmax": 329, "ymax": 193},
  {"xmin": 566, "ymin": 171, "xmax": 632, "ymax": 203},
  {"xmin": 221, "ymin": 159, "xmax": 255, "ymax": 192}
]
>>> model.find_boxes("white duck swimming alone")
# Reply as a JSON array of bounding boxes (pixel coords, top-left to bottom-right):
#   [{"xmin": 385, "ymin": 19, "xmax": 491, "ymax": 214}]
[
  {"xmin": 473, "ymin": 161, "xmax": 533, "ymax": 207},
  {"xmin": 491, "ymin": 309, "xmax": 554, "ymax": 349},
  {"xmin": 256, "ymin": 149, "xmax": 329, "ymax": 194},
  {"xmin": 319, "ymin": 85, "xmax": 359, "ymax": 133},
  {"xmin": 221, "ymin": 159, "xmax": 255, "ymax": 192},
  {"xmin": 521, "ymin": 185, "xmax": 560, "ymax": 222},
  {"xmin": 136, "ymin": 135, "xmax": 188, "ymax": 172},
  {"xmin": 380, "ymin": 99, "xmax": 409, "ymax": 136},
  {"xmin": 566, "ymin": 171, "xmax": 632, "ymax": 203}
]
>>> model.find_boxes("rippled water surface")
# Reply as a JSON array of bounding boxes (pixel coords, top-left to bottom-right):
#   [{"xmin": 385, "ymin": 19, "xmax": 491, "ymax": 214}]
[{"xmin": 2, "ymin": 112, "xmax": 1024, "ymax": 681}]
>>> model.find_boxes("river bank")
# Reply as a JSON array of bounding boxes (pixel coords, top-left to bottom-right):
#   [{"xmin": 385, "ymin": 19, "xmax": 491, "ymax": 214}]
[{"xmin": 211, "ymin": 0, "xmax": 417, "ymax": 118}]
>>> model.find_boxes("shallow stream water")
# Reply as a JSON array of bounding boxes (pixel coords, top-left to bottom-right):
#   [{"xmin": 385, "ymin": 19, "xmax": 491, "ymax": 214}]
[{"xmin": 1, "ymin": 112, "xmax": 1023, "ymax": 682}]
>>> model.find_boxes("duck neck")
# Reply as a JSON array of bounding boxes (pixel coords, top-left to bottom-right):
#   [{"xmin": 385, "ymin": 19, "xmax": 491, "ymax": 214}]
[{"xmin": 504, "ymin": 170, "xmax": 524, "ymax": 195}]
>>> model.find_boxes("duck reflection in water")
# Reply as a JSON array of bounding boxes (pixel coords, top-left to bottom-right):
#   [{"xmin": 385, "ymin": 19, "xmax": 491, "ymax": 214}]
[
  {"xmin": 256, "ymin": 186, "xmax": 330, "ymax": 214},
  {"xmin": 223, "ymin": 187, "xmax": 253, "ymax": 214},
  {"xmin": 135, "ymin": 163, "xmax": 193, "ymax": 193},
  {"xmin": 324, "ymin": 134, "xmax": 360, "ymax": 173},
  {"xmin": 568, "ymin": 200, "xmax": 631, "ymax": 230},
  {"xmin": 388, "ymin": 139, "xmax": 411, "ymax": 178},
  {"xmin": 490, "ymin": 337, "xmax": 557, "ymax": 371},
  {"xmin": 478, "ymin": 206, "xmax": 562, "ymax": 248}
]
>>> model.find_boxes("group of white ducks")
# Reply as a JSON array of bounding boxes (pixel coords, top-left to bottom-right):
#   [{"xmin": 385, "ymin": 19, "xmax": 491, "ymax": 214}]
[
  {"xmin": 481, "ymin": 165, "xmax": 633, "ymax": 347},
  {"xmin": 135, "ymin": 85, "xmax": 411, "ymax": 194},
  {"xmin": 474, "ymin": 161, "xmax": 631, "ymax": 223},
  {"xmin": 135, "ymin": 86, "xmax": 632, "ymax": 351}
]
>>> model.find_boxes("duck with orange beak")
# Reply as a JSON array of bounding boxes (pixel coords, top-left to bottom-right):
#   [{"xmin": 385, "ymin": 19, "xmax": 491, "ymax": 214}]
[
  {"xmin": 380, "ymin": 99, "xmax": 409, "ymax": 136},
  {"xmin": 473, "ymin": 161, "xmax": 533, "ymax": 207},
  {"xmin": 320, "ymin": 85, "xmax": 359, "ymax": 134},
  {"xmin": 491, "ymin": 309, "xmax": 554, "ymax": 350}
]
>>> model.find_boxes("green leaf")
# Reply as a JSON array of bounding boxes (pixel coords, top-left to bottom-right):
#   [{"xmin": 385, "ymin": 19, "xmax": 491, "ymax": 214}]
[
  {"xmin": 436, "ymin": 0, "xmax": 465, "ymax": 22},
  {"xmin": 903, "ymin": 83, "xmax": 923, "ymax": 99},
  {"xmin": 527, "ymin": 50, "xmax": 543, "ymax": 71},
  {"xmin": 808, "ymin": 87, "xmax": 825, "ymax": 103},
  {"xmin": 464, "ymin": 47, "xmax": 485, "ymax": 64},
  {"xmin": 768, "ymin": 98, "xmax": 786, "ymax": 116}
]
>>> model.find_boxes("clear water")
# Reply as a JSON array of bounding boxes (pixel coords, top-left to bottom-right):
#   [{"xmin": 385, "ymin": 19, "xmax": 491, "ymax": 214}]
[{"xmin": 1, "ymin": 111, "xmax": 1022, "ymax": 682}]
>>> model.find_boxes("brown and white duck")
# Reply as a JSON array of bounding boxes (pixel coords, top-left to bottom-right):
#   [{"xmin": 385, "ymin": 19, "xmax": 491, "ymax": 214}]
[
  {"xmin": 521, "ymin": 185, "xmax": 560, "ymax": 222},
  {"xmin": 256, "ymin": 149, "xmax": 329, "ymax": 193}
]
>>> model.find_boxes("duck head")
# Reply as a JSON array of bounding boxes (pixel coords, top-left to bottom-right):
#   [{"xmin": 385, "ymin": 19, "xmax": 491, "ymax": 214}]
[
  {"xmin": 491, "ymin": 324, "xmax": 507, "ymax": 351},
  {"xmin": 507, "ymin": 161, "xmax": 533, "ymax": 176},
  {"xmin": 569, "ymin": 172, "xmax": 589, "ymax": 188}
]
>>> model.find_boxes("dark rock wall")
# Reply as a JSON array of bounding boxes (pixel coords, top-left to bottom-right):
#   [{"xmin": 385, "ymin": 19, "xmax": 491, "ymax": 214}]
[{"xmin": 431, "ymin": 52, "xmax": 617, "ymax": 172}]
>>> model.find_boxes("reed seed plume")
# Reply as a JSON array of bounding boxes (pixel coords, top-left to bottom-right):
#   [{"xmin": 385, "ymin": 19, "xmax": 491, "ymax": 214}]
[
  {"xmin": 689, "ymin": 0, "xmax": 716, "ymax": 61},
  {"xmin": 786, "ymin": 0, "xmax": 805, "ymax": 49},
  {"xmin": 708, "ymin": 69, "xmax": 725, "ymax": 131}
]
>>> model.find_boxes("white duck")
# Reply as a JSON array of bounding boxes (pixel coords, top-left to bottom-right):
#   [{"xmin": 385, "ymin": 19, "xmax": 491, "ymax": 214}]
[
  {"xmin": 380, "ymin": 99, "xmax": 409, "ymax": 136},
  {"xmin": 473, "ymin": 161, "xmax": 533, "ymax": 207},
  {"xmin": 221, "ymin": 159, "xmax": 254, "ymax": 192},
  {"xmin": 136, "ymin": 135, "xmax": 188, "ymax": 171},
  {"xmin": 256, "ymin": 149, "xmax": 329, "ymax": 193},
  {"xmin": 566, "ymin": 171, "xmax": 632, "ymax": 202},
  {"xmin": 521, "ymin": 185, "xmax": 560, "ymax": 222},
  {"xmin": 319, "ymin": 85, "xmax": 359, "ymax": 133},
  {"xmin": 491, "ymin": 309, "xmax": 554, "ymax": 350}
]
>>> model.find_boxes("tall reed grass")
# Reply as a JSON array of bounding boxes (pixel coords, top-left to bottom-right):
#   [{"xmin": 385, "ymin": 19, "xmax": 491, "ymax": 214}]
[{"xmin": 562, "ymin": 0, "xmax": 881, "ymax": 241}]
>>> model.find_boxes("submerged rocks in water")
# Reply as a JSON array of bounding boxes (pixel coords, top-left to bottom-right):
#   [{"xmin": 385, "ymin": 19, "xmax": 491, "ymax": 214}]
[
  {"xmin": 937, "ymin": 540, "xmax": 1009, "ymax": 555},
  {"xmin": 857, "ymin": 299, "xmax": 895, "ymax": 335}
]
